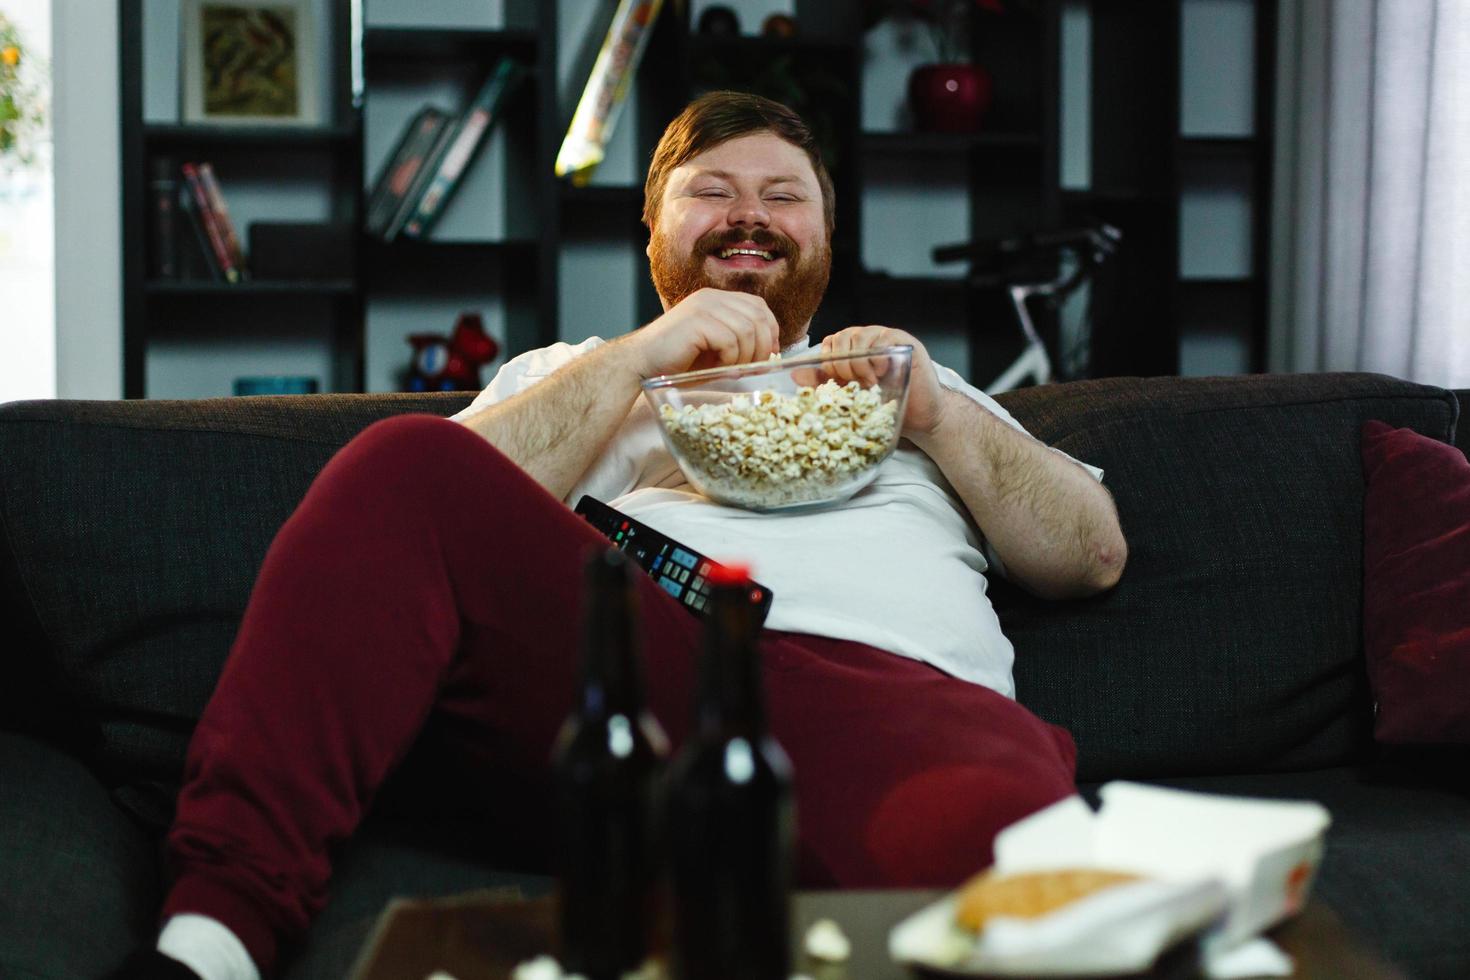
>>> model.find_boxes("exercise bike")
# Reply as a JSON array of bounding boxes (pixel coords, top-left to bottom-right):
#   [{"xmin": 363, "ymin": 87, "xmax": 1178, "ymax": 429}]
[{"xmin": 932, "ymin": 223, "xmax": 1122, "ymax": 394}]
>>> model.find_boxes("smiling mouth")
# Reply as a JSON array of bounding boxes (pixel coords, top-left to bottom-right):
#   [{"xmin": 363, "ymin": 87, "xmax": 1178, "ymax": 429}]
[
  {"xmin": 709, "ymin": 242, "xmax": 787, "ymax": 271},
  {"xmin": 717, "ymin": 246, "xmax": 778, "ymax": 260}
]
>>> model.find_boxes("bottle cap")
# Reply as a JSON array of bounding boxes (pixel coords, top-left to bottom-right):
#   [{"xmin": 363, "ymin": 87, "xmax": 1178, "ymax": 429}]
[{"xmin": 705, "ymin": 562, "xmax": 752, "ymax": 587}]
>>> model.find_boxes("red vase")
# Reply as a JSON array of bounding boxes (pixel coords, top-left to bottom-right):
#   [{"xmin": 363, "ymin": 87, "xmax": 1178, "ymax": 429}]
[{"xmin": 908, "ymin": 64, "xmax": 994, "ymax": 133}]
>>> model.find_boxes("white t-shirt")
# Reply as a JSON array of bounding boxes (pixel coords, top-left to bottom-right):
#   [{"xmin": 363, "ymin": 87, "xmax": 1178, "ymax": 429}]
[{"xmin": 450, "ymin": 337, "xmax": 1104, "ymax": 698}]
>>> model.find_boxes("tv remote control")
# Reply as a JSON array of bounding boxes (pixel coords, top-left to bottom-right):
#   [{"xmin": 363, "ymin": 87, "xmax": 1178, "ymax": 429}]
[{"xmin": 575, "ymin": 495, "xmax": 774, "ymax": 623}]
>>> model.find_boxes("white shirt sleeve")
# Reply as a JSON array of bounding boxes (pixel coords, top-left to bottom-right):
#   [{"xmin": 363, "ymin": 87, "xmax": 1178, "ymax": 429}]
[{"xmin": 447, "ymin": 338, "xmax": 607, "ymax": 423}]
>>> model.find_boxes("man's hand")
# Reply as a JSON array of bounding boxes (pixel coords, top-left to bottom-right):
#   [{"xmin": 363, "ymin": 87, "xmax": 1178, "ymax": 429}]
[
  {"xmin": 625, "ymin": 288, "xmax": 782, "ymax": 379},
  {"xmin": 820, "ymin": 325, "xmax": 947, "ymax": 439}
]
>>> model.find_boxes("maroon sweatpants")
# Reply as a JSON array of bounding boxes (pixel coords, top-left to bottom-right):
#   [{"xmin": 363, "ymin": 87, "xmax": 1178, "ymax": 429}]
[{"xmin": 163, "ymin": 415, "xmax": 1077, "ymax": 975}]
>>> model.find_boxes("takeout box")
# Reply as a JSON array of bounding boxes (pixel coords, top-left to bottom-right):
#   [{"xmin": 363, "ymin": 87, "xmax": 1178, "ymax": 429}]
[{"xmin": 889, "ymin": 781, "xmax": 1331, "ymax": 976}]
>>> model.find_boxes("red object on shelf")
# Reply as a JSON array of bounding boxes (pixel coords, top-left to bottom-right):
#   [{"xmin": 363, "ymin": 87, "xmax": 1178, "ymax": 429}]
[
  {"xmin": 908, "ymin": 63, "xmax": 994, "ymax": 133},
  {"xmin": 405, "ymin": 312, "xmax": 500, "ymax": 392}
]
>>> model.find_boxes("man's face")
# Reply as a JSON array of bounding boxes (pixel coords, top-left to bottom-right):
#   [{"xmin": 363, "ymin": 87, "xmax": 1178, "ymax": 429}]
[{"xmin": 647, "ymin": 131, "xmax": 831, "ymax": 348}]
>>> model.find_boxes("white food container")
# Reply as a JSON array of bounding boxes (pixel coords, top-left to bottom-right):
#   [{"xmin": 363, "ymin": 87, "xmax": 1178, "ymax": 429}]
[{"xmin": 888, "ymin": 781, "xmax": 1331, "ymax": 976}]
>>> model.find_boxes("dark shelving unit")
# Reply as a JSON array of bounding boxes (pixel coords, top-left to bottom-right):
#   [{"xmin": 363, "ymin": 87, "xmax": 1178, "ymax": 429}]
[
  {"xmin": 1050, "ymin": 0, "xmax": 1277, "ymax": 379},
  {"xmin": 119, "ymin": 0, "xmax": 1277, "ymax": 398},
  {"xmin": 118, "ymin": 0, "xmax": 552, "ymax": 399}
]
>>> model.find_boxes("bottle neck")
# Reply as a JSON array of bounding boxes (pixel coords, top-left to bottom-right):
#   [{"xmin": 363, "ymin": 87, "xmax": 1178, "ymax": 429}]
[
  {"xmin": 696, "ymin": 584, "xmax": 766, "ymax": 736},
  {"xmin": 579, "ymin": 570, "xmax": 645, "ymax": 719}
]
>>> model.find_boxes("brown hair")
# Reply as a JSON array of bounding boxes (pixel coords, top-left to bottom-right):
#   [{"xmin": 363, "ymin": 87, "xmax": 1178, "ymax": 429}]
[{"xmin": 642, "ymin": 91, "xmax": 835, "ymax": 236}]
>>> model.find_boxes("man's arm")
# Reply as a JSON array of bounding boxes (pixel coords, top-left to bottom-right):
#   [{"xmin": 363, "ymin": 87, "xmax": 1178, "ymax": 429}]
[
  {"xmin": 456, "ymin": 288, "xmax": 782, "ymax": 501},
  {"xmin": 909, "ymin": 387, "xmax": 1127, "ymax": 600},
  {"xmin": 820, "ymin": 324, "xmax": 1126, "ymax": 600},
  {"xmin": 457, "ymin": 335, "xmax": 647, "ymax": 501}
]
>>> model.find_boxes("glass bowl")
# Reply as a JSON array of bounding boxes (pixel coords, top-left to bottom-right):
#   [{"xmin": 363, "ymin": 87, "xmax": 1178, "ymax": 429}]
[{"xmin": 641, "ymin": 345, "xmax": 912, "ymax": 512}]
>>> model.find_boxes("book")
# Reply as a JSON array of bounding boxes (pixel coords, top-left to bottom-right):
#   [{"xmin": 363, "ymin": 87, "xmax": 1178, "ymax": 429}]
[
  {"xmin": 177, "ymin": 183, "xmax": 223, "ymax": 281},
  {"xmin": 365, "ymin": 106, "xmax": 452, "ymax": 239},
  {"xmin": 181, "ymin": 162, "xmax": 241, "ymax": 283},
  {"xmin": 148, "ymin": 156, "xmax": 179, "ymax": 279},
  {"xmin": 380, "ymin": 116, "xmax": 459, "ymax": 242},
  {"xmin": 398, "ymin": 58, "xmax": 525, "ymax": 240},
  {"xmin": 197, "ymin": 162, "xmax": 249, "ymax": 278}
]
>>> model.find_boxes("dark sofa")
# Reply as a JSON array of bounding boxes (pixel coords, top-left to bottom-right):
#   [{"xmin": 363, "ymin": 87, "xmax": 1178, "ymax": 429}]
[{"xmin": 2, "ymin": 372, "xmax": 1467, "ymax": 979}]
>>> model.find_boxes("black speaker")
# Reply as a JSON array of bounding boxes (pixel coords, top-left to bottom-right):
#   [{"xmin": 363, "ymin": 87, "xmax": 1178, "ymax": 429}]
[{"xmin": 247, "ymin": 222, "xmax": 356, "ymax": 281}]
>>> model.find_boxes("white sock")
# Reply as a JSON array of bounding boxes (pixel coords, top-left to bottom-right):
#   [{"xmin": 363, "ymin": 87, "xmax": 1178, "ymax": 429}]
[{"xmin": 157, "ymin": 914, "xmax": 261, "ymax": 980}]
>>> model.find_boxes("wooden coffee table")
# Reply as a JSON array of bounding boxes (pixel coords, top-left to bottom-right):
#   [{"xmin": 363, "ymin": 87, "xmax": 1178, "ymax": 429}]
[{"xmin": 349, "ymin": 888, "xmax": 1410, "ymax": 980}]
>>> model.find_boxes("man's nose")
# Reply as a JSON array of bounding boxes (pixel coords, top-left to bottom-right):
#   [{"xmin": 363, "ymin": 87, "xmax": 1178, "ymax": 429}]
[{"xmin": 727, "ymin": 194, "xmax": 770, "ymax": 229}]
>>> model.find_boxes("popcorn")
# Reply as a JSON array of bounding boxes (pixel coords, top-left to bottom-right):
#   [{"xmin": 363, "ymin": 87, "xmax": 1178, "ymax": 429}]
[
  {"xmin": 803, "ymin": 918, "xmax": 852, "ymax": 962},
  {"xmin": 510, "ymin": 956, "xmax": 566, "ymax": 980},
  {"xmin": 658, "ymin": 379, "xmax": 900, "ymax": 508}
]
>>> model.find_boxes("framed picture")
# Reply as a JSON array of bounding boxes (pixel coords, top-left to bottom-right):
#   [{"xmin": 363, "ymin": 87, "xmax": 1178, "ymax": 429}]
[{"xmin": 181, "ymin": 0, "xmax": 320, "ymax": 126}]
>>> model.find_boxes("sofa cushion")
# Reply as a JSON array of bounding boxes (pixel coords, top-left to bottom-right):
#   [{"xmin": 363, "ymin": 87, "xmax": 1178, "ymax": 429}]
[
  {"xmin": 1361, "ymin": 420, "xmax": 1470, "ymax": 744},
  {"xmin": 0, "ymin": 394, "xmax": 474, "ymax": 813},
  {"xmin": 994, "ymin": 373, "xmax": 1459, "ymax": 780},
  {"xmin": 0, "ymin": 732, "xmax": 161, "ymax": 978}
]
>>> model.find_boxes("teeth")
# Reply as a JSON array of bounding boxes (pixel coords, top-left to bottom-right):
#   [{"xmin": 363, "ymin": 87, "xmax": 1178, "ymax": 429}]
[{"xmin": 719, "ymin": 247, "xmax": 775, "ymax": 260}]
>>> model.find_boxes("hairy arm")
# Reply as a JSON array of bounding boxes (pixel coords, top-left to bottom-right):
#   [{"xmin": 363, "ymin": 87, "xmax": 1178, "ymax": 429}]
[
  {"xmin": 455, "ymin": 288, "xmax": 781, "ymax": 501},
  {"xmin": 910, "ymin": 387, "xmax": 1127, "ymax": 599},
  {"xmin": 457, "ymin": 335, "xmax": 646, "ymax": 501},
  {"xmin": 821, "ymin": 324, "xmax": 1126, "ymax": 600}
]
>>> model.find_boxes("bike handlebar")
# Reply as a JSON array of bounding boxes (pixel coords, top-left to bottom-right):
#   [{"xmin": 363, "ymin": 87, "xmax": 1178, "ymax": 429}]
[{"xmin": 932, "ymin": 223, "xmax": 1122, "ymax": 269}]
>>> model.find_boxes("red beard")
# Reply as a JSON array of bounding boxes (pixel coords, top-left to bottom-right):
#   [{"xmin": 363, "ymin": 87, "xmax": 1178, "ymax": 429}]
[{"xmin": 648, "ymin": 225, "xmax": 831, "ymax": 348}]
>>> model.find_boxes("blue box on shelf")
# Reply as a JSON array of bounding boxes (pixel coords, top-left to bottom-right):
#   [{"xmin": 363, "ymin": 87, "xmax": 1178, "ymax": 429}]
[{"xmin": 233, "ymin": 377, "xmax": 319, "ymax": 396}]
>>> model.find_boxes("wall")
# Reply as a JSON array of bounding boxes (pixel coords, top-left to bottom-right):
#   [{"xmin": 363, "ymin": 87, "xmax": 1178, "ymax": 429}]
[
  {"xmin": 52, "ymin": 0, "xmax": 121, "ymax": 399},
  {"xmin": 0, "ymin": 0, "xmax": 53, "ymax": 403}
]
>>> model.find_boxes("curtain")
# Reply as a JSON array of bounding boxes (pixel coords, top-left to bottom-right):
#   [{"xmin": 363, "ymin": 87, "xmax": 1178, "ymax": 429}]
[{"xmin": 1269, "ymin": 0, "xmax": 1470, "ymax": 386}]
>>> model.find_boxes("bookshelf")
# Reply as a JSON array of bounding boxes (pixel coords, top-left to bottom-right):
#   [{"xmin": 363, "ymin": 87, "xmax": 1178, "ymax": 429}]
[
  {"xmin": 118, "ymin": 0, "xmax": 552, "ymax": 399},
  {"xmin": 118, "ymin": 0, "xmax": 1277, "ymax": 399}
]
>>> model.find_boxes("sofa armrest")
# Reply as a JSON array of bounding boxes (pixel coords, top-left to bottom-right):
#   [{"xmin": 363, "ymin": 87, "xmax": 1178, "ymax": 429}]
[{"xmin": 0, "ymin": 733, "xmax": 161, "ymax": 977}]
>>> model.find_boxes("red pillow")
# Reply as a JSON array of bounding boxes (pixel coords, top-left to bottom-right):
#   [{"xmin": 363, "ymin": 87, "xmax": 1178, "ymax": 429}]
[{"xmin": 1360, "ymin": 420, "xmax": 1470, "ymax": 744}]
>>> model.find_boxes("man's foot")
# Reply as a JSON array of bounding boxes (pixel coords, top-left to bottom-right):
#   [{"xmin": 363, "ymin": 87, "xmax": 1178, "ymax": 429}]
[{"xmin": 107, "ymin": 949, "xmax": 204, "ymax": 980}]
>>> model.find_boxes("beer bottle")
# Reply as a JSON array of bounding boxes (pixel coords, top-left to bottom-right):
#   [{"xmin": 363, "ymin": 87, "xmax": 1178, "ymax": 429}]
[
  {"xmin": 552, "ymin": 548, "xmax": 670, "ymax": 979},
  {"xmin": 666, "ymin": 563, "xmax": 795, "ymax": 980}
]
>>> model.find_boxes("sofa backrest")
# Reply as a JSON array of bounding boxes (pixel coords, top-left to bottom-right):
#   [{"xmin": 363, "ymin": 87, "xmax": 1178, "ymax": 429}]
[
  {"xmin": 0, "ymin": 393, "xmax": 474, "ymax": 804},
  {"xmin": 1, "ymin": 376, "xmax": 1460, "ymax": 800},
  {"xmin": 993, "ymin": 372, "xmax": 1458, "ymax": 782}
]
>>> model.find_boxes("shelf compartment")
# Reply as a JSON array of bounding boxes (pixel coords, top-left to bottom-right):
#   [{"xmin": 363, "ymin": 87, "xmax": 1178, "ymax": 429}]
[
  {"xmin": 1178, "ymin": 276, "xmax": 1256, "ymax": 299},
  {"xmin": 857, "ymin": 271, "xmax": 969, "ymax": 294},
  {"xmin": 862, "ymin": 131, "xmax": 1042, "ymax": 154},
  {"xmin": 683, "ymin": 34, "xmax": 852, "ymax": 59},
  {"xmin": 361, "ymin": 237, "xmax": 540, "ymax": 293},
  {"xmin": 561, "ymin": 184, "xmax": 644, "ymax": 207},
  {"xmin": 1177, "ymin": 136, "xmax": 1256, "ymax": 159},
  {"xmin": 146, "ymin": 280, "xmax": 357, "ymax": 297},
  {"xmin": 363, "ymin": 27, "xmax": 537, "ymax": 64},
  {"xmin": 1060, "ymin": 188, "xmax": 1175, "ymax": 204},
  {"xmin": 144, "ymin": 124, "xmax": 359, "ymax": 150},
  {"xmin": 361, "ymin": 237, "xmax": 538, "ymax": 259}
]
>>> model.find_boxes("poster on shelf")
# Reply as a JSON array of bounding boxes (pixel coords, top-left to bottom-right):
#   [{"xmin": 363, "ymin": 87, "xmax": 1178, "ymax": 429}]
[
  {"xmin": 555, "ymin": 0, "xmax": 665, "ymax": 185},
  {"xmin": 180, "ymin": 0, "xmax": 321, "ymax": 127}
]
